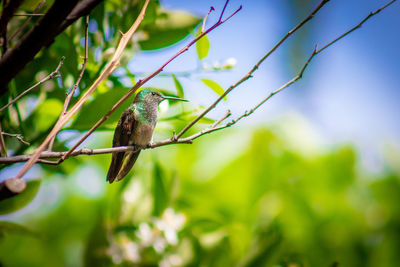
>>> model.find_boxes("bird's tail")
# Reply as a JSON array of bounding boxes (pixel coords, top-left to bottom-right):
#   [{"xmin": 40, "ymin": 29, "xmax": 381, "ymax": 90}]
[{"xmin": 107, "ymin": 150, "xmax": 141, "ymax": 183}]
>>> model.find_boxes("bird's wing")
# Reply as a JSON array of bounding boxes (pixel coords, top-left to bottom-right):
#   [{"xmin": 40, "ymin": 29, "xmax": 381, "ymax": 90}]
[{"xmin": 106, "ymin": 107, "xmax": 136, "ymax": 183}]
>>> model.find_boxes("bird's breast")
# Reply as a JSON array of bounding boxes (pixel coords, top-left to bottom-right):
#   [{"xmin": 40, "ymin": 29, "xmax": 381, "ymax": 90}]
[{"xmin": 130, "ymin": 122, "xmax": 154, "ymax": 147}]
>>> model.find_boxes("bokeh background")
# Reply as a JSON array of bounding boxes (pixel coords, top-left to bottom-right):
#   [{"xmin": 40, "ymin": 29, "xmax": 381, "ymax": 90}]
[{"xmin": 0, "ymin": 0, "xmax": 399, "ymax": 266}]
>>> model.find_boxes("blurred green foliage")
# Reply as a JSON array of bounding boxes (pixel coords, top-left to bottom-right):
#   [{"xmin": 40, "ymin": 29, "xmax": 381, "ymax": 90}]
[
  {"xmin": 1, "ymin": 125, "xmax": 400, "ymax": 267},
  {"xmin": 1, "ymin": 0, "xmax": 400, "ymax": 266}
]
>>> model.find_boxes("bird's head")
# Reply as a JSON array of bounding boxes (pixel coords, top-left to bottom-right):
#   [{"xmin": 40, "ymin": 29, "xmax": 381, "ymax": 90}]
[{"xmin": 134, "ymin": 89, "xmax": 187, "ymax": 106}]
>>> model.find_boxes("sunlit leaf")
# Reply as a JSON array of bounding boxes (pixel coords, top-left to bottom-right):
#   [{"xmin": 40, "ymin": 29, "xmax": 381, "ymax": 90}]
[
  {"xmin": 172, "ymin": 74, "xmax": 184, "ymax": 98},
  {"xmin": 139, "ymin": 10, "xmax": 201, "ymax": 50},
  {"xmin": 201, "ymin": 78, "xmax": 226, "ymax": 100},
  {"xmin": 0, "ymin": 179, "xmax": 41, "ymax": 215},
  {"xmin": 34, "ymin": 99, "xmax": 63, "ymax": 131},
  {"xmin": 196, "ymin": 27, "xmax": 210, "ymax": 60}
]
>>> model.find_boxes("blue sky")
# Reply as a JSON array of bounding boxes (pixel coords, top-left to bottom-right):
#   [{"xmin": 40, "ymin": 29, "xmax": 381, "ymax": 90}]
[{"xmin": 128, "ymin": 0, "xmax": 400, "ymax": 172}]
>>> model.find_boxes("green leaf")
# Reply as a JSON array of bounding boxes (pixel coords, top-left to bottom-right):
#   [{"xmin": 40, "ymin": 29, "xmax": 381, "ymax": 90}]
[
  {"xmin": 153, "ymin": 162, "xmax": 168, "ymax": 216},
  {"xmin": 0, "ymin": 179, "xmax": 41, "ymax": 215},
  {"xmin": 172, "ymin": 74, "xmax": 184, "ymax": 98},
  {"xmin": 139, "ymin": 10, "xmax": 201, "ymax": 50},
  {"xmin": 196, "ymin": 27, "xmax": 210, "ymax": 60},
  {"xmin": 201, "ymin": 78, "xmax": 226, "ymax": 100},
  {"xmin": 34, "ymin": 99, "xmax": 63, "ymax": 132}
]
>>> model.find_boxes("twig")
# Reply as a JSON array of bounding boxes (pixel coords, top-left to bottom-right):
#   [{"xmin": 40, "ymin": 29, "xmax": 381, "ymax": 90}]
[
  {"xmin": 48, "ymin": 15, "xmax": 89, "ymax": 151},
  {"xmin": 201, "ymin": 6, "xmax": 215, "ymax": 33},
  {"xmin": 8, "ymin": 0, "xmax": 47, "ymax": 43},
  {"xmin": 13, "ymin": 13, "xmax": 45, "ymax": 17},
  {"xmin": 1, "ymin": 132, "xmax": 30, "ymax": 146},
  {"xmin": 0, "ymin": 57, "xmax": 64, "ymax": 113},
  {"xmin": 317, "ymin": 0, "xmax": 397, "ymax": 55},
  {"xmin": 211, "ymin": 110, "xmax": 231, "ymax": 128},
  {"xmin": 63, "ymin": 15, "xmax": 89, "ymax": 115},
  {"xmin": 201, "ymin": 0, "xmax": 398, "ymax": 136},
  {"xmin": 55, "ymin": 0, "xmax": 242, "ymax": 165},
  {"xmin": 14, "ymin": 0, "xmax": 151, "ymax": 179},
  {"xmin": 175, "ymin": 0, "xmax": 331, "ymax": 140},
  {"xmin": 0, "ymin": 122, "xmax": 7, "ymax": 156}
]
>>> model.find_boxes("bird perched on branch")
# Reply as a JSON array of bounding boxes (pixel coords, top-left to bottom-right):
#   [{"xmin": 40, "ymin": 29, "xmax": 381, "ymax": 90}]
[{"xmin": 107, "ymin": 89, "xmax": 187, "ymax": 183}]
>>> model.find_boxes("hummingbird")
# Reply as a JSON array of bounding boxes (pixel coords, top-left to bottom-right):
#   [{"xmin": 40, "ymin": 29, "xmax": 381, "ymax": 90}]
[{"xmin": 106, "ymin": 89, "xmax": 187, "ymax": 183}]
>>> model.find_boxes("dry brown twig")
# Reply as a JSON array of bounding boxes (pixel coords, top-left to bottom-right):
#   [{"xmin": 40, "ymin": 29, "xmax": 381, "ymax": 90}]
[
  {"xmin": 1, "ymin": 132, "xmax": 30, "ymax": 146},
  {"xmin": 0, "ymin": 122, "xmax": 7, "ymax": 157},
  {"xmin": 48, "ymin": 15, "xmax": 90, "ymax": 151},
  {"xmin": 13, "ymin": 14, "xmax": 45, "ymax": 17},
  {"xmin": 0, "ymin": 0, "xmax": 396, "ymax": 170}
]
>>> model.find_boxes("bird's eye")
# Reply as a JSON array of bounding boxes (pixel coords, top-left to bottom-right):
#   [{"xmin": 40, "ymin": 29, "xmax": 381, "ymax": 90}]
[{"xmin": 151, "ymin": 92, "xmax": 156, "ymax": 96}]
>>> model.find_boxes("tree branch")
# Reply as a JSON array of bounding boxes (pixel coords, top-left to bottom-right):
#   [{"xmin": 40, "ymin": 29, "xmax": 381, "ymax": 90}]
[
  {"xmin": 1, "ymin": 131, "xmax": 30, "ymax": 146},
  {"xmin": 0, "ymin": 122, "xmax": 7, "ymax": 156},
  {"xmin": 13, "ymin": 0, "xmax": 151, "ymax": 179}
]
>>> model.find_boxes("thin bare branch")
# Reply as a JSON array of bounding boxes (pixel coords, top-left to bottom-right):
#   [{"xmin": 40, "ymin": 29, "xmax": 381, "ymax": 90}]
[
  {"xmin": 218, "ymin": 1, "xmax": 229, "ymax": 22},
  {"xmin": 0, "ymin": 122, "xmax": 7, "ymax": 157},
  {"xmin": 201, "ymin": 6, "xmax": 215, "ymax": 33},
  {"xmin": 1, "ymin": 132, "xmax": 30, "ymax": 146},
  {"xmin": 175, "ymin": 0, "xmax": 330, "ymax": 139},
  {"xmin": 0, "ymin": 57, "xmax": 64, "ymax": 113},
  {"xmin": 317, "ymin": 0, "xmax": 397, "ymax": 55},
  {"xmin": 48, "ymin": 15, "xmax": 89, "ymax": 151},
  {"xmin": 211, "ymin": 110, "xmax": 231, "ymax": 128},
  {"xmin": 209, "ymin": 0, "xmax": 398, "ymax": 135},
  {"xmin": 13, "ymin": 13, "xmax": 45, "ymax": 17}
]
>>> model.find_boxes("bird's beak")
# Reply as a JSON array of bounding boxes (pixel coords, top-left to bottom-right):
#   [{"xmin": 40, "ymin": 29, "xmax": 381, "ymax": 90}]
[{"xmin": 162, "ymin": 96, "xmax": 189, "ymax": 102}]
